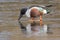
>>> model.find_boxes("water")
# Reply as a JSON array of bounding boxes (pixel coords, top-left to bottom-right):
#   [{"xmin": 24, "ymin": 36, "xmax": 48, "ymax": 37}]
[
  {"xmin": 0, "ymin": 0, "xmax": 60, "ymax": 40},
  {"xmin": 0, "ymin": 19, "xmax": 60, "ymax": 40},
  {"xmin": 0, "ymin": 0, "xmax": 34, "ymax": 2}
]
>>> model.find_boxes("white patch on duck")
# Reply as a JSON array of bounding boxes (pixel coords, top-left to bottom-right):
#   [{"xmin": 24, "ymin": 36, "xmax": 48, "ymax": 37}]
[
  {"xmin": 25, "ymin": 7, "xmax": 47, "ymax": 17},
  {"xmin": 43, "ymin": 9, "xmax": 47, "ymax": 14}
]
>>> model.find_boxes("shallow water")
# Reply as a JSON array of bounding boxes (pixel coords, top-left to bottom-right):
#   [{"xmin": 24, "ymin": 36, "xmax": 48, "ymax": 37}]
[
  {"xmin": 0, "ymin": 19, "xmax": 60, "ymax": 40},
  {"xmin": 0, "ymin": 0, "xmax": 33, "ymax": 2},
  {"xmin": 0, "ymin": 0, "xmax": 60, "ymax": 40}
]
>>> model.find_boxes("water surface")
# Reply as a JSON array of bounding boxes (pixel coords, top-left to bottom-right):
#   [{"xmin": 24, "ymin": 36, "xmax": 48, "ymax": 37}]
[{"xmin": 0, "ymin": 20, "xmax": 60, "ymax": 40}]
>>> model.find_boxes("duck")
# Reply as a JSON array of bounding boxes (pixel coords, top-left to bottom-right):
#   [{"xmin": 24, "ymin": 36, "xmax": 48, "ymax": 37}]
[{"xmin": 18, "ymin": 5, "xmax": 52, "ymax": 25}]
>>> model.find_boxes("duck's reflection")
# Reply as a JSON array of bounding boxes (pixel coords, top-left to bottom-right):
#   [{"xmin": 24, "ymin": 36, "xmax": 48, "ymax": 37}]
[{"xmin": 18, "ymin": 21, "xmax": 52, "ymax": 37}]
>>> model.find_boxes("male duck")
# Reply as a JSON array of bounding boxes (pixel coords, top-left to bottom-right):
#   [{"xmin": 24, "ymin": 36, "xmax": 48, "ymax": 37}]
[{"xmin": 18, "ymin": 5, "xmax": 51, "ymax": 25}]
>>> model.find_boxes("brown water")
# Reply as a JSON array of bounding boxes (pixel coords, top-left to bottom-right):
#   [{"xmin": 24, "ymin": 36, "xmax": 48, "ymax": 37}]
[
  {"xmin": 0, "ymin": 0, "xmax": 60, "ymax": 40},
  {"xmin": 0, "ymin": 19, "xmax": 60, "ymax": 40}
]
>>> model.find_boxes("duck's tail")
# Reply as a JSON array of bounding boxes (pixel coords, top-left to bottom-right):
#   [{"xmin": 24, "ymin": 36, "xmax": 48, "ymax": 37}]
[{"xmin": 45, "ymin": 4, "xmax": 53, "ymax": 7}]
